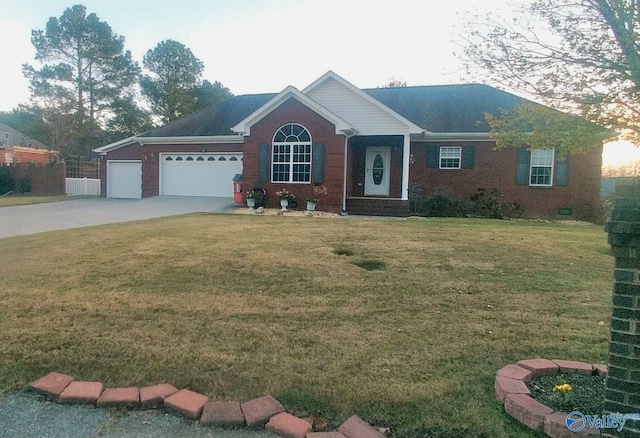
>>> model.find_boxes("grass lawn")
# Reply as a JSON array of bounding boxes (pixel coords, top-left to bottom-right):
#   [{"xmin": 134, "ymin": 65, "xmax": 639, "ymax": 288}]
[
  {"xmin": 0, "ymin": 194, "xmax": 70, "ymax": 207},
  {"xmin": 0, "ymin": 214, "xmax": 612, "ymax": 437}
]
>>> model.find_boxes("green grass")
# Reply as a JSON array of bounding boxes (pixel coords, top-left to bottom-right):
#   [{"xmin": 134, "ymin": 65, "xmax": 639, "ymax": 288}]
[
  {"xmin": 0, "ymin": 194, "xmax": 70, "ymax": 207},
  {"xmin": 0, "ymin": 215, "xmax": 612, "ymax": 437}
]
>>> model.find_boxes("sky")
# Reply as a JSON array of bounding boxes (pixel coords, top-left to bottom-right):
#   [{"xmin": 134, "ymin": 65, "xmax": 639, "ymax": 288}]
[
  {"xmin": 0, "ymin": 0, "xmax": 492, "ymax": 112},
  {"xmin": 1, "ymin": 0, "xmax": 638, "ymax": 163}
]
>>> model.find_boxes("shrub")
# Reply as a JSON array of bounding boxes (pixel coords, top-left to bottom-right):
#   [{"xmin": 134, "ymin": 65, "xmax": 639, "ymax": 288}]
[
  {"xmin": 408, "ymin": 184, "xmax": 424, "ymax": 214},
  {"xmin": 468, "ymin": 188, "xmax": 523, "ymax": 219},
  {"xmin": 416, "ymin": 188, "xmax": 523, "ymax": 219},
  {"xmin": 19, "ymin": 177, "xmax": 32, "ymax": 193},
  {"xmin": 0, "ymin": 167, "xmax": 15, "ymax": 194},
  {"xmin": 419, "ymin": 193, "xmax": 464, "ymax": 217}
]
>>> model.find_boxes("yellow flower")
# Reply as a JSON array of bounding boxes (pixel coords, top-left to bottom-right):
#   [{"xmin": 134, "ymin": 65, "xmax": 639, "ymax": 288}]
[{"xmin": 553, "ymin": 384, "xmax": 573, "ymax": 392}]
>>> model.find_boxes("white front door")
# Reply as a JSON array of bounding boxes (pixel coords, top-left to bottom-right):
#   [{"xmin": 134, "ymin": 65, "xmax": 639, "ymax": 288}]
[{"xmin": 364, "ymin": 147, "xmax": 390, "ymax": 196}]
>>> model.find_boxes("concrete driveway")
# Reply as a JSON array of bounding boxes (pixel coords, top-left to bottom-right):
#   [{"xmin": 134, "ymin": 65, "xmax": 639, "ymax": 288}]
[{"xmin": 0, "ymin": 196, "xmax": 237, "ymax": 238}]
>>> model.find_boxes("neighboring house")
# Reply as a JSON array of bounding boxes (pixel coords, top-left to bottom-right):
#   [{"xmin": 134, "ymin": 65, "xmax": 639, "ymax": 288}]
[
  {"xmin": 0, "ymin": 122, "xmax": 49, "ymax": 150},
  {"xmin": 0, "ymin": 145, "xmax": 56, "ymax": 165},
  {"xmin": 93, "ymin": 71, "xmax": 603, "ymax": 221},
  {"xmin": 0, "ymin": 123, "xmax": 55, "ymax": 165}
]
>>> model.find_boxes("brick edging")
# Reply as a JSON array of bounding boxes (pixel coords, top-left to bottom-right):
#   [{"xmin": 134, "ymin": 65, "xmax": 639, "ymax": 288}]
[
  {"xmin": 495, "ymin": 358, "xmax": 607, "ymax": 437},
  {"xmin": 28, "ymin": 372, "xmax": 385, "ymax": 438}
]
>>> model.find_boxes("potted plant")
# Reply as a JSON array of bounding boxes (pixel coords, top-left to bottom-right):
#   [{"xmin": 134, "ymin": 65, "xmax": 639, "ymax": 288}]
[
  {"xmin": 306, "ymin": 197, "xmax": 318, "ymax": 211},
  {"xmin": 275, "ymin": 189, "xmax": 295, "ymax": 210},
  {"xmin": 246, "ymin": 190, "xmax": 259, "ymax": 209},
  {"xmin": 306, "ymin": 184, "xmax": 328, "ymax": 211}
]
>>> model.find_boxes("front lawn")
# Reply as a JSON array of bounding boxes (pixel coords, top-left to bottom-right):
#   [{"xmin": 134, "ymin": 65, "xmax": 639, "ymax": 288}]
[
  {"xmin": 0, "ymin": 194, "xmax": 69, "ymax": 207},
  {"xmin": 0, "ymin": 215, "xmax": 612, "ymax": 437}
]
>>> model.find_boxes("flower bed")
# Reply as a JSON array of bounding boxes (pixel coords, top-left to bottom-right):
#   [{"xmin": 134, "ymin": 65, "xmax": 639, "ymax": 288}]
[{"xmin": 495, "ymin": 359, "xmax": 607, "ymax": 437}]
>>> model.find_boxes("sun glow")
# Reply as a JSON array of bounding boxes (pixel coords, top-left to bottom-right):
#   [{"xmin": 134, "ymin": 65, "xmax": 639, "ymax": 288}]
[{"xmin": 603, "ymin": 141, "xmax": 640, "ymax": 167}]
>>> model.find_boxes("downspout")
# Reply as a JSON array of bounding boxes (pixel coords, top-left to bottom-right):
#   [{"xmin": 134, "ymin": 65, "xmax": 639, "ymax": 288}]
[{"xmin": 342, "ymin": 128, "xmax": 357, "ymax": 214}]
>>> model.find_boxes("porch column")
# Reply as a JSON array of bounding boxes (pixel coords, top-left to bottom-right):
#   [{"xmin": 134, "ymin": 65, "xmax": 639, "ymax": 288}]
[{"xmin": 401, "ymin": 134, "xmax": 410, "ymax": 200}]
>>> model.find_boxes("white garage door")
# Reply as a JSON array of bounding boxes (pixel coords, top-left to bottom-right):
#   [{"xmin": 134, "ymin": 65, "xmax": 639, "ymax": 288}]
[
  {"xmin": 107, "ymin": 160, "xmax": 142, "ymax": 199},
  {"xmin": 160, "ymin": 153, "xmax": 243, "ymax": 197}
]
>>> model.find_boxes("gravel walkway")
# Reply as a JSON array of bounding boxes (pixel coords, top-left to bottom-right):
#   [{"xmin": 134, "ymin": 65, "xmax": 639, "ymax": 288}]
[{"xmin": 0, "ymin": 392, "xmax": 276, "ymax": 438}]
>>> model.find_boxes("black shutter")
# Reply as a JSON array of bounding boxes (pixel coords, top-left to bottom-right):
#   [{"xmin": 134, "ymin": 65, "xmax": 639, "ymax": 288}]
[
  {"xmin": 462, "ymin": 145, "xmax": 476, "ymax": 169},
  {"xmin": 426, "ymin": 145, "xmax": 439, "ymax": 168},
  {"xmin": 258, "ymin": 143, "xmax": 269, "ymax": 183},
  {"xmin": 312, "ymin": 143, "xmax": 325, "ymax": 184},
  {"xmin": 516, "ymin": 147, "xmax": 530, "ymax": 185},
  {"xmin": 555, "ymin": 156, "xmax": 569, "ymax": 186}
]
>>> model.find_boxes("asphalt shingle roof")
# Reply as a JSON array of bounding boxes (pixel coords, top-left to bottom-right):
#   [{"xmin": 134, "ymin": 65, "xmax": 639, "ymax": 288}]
[
  {"xmin": 138, "ymin": 84, "xmax": 526, "ymax": 138},
  {"xmin": 139, "ymin": 93, "xmax": 277, "ymax": 137},
  {"xmin": 364, "ymin": 84, "xmax": 525, "ymax": 133}
]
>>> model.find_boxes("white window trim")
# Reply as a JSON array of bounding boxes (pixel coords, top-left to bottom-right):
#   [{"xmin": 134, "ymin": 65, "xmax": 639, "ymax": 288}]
[
  {"xmin": 271, "ymin": 124, "xmax": 312, "ymax": 184},
  {"xmin": 439, "ymin": 146, "xmax": 461, "ymax": 169},
  {"xmin": 529, "ymin": 148, "xmax": 555, "ymax": 187}
]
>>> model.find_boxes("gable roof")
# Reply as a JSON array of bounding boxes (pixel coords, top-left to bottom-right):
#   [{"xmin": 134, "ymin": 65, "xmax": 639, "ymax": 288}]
[
  {"xmin": 0, "ymin": 122, "xmax": 50, "ymax": 149},
  {"xmin": 302, "ymin": 71, "xmax": 423, "ymax": 135},
  {"xmin": 231, "ymin": 85, "xmax": 354, "ymax": 136},
  {"xmin": 94, "ymin": 75, "xmax": 533, "ymax": 154},
  {"xmin": 135, "ymin": 84, "xmax": 524, "ymax": 138}
]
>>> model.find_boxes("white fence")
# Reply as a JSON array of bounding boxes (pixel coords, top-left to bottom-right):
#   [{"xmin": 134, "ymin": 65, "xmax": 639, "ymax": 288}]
[{"xmin": 65, "ymin": 178, "xmax": 101, "ymax": 196}]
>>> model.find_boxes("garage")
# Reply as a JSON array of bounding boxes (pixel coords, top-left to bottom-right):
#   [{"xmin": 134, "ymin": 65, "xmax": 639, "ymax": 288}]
[
  {"xmin": 107, "ymin": 160, "xmax": 142, "ymax": 198},
  {"xmin": 160, "ymin": 153, "xmax": 243, "ymax": 197}
]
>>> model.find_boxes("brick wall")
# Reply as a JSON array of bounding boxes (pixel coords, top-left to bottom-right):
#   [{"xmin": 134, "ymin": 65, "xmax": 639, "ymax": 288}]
[
  {"xmin": 604, "ymin": 180, "xmax": 640, "ymax": 437},
  {"xmin": 409, "ymin": 142, "xmax": 603, "ymax": 222},
  {"xmin": 242, "ymin": 98, "xmax": 345, "ymax": 212}
]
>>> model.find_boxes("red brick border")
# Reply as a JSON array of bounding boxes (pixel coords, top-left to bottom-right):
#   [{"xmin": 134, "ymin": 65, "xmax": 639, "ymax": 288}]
[
  {"xmin": 495, "ymin": 359, "xmax": 606, "ymax": 438},
  {"xmin": 27, "ymin": 372, "xmax": 384, "ymax": 438}
]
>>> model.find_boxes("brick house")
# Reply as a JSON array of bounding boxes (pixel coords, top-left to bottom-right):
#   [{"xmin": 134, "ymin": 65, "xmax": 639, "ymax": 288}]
[
  {"xmin": 0, "ymin": 146, "xmax": 57, "ymax": 165},
  {"xmin": 0, "ymin": 122, "xmax": 55, "ymax": 165},
  {"xmin": 94, "ymin": 71, "xmax": 603, "ymax": 221}
]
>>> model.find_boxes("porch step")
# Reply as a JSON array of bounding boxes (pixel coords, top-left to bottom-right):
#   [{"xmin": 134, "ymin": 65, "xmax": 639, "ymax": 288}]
[{"xmin": 345, "ymin": 198, "xmax": 410, "ymax": 217}]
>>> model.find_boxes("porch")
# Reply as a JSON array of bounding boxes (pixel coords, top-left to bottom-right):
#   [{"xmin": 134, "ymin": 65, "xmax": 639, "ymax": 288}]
[
  {"xmin": 345, "ymin": 197, "xmax": 410, "ymax": 217},
  {"xmin": 345, "ymin": 135, "xmax": 410, "ymax": 217}
]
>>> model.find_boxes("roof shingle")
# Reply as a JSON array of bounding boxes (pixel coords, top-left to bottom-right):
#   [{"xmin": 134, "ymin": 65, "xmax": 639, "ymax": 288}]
[{"xmin": 137, "ymin": 84, "xmax": 526, "ymax": 138}]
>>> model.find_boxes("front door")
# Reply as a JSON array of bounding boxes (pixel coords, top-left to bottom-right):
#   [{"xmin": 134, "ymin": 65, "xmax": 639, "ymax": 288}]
[{"xmin": 364, "ymin": 146, "xmax": 390, "ymax": 196}]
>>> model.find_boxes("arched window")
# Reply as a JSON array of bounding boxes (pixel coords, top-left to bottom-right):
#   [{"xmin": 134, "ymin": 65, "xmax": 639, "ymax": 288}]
[{"xmin": 272, "ymin": 123, "xmax": 311, "ymax": 183}]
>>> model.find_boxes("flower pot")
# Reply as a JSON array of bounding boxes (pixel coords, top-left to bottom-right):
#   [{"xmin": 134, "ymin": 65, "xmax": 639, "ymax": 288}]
[
  {"xmin": 246, "ymin": 198, "xmax": 256, "ymax": 209},
  {"xmin": 306, "ymin": 201, "xmax": 316, "ymax": 211},
  {"xmin": 279, "ymin": 199, "xmax": 289, "ymax": 210}
]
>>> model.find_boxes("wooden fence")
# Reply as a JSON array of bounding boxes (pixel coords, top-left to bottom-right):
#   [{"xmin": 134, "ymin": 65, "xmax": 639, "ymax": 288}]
[
  {"xmin": 2, "ymin": 163, "xmax": 66, "ymax": 196},
  {"xmin": 65, "ymin": 157, "xmax": 100, "ymax": 179}
]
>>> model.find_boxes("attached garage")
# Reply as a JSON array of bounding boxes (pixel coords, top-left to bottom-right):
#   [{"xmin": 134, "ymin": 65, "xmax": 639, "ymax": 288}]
[
  {"xmin": 107, "ymin": 160, "xmax": 142, "ymax": 198},
  {"xmin": 160, "ymin": 153, "xmax": 243, "ymax": 197}
]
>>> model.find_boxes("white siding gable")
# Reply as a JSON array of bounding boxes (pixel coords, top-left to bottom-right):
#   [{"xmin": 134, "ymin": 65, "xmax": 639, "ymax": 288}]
[{"xmin": 305, "ymin": 76, "xmax": 416, "ymax": 135}]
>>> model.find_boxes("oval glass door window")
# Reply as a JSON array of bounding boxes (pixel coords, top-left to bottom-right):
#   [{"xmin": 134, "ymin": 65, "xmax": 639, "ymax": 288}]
[{"xmin": 372, "ymin": 154, "xmax": 384, "ymax": 185}]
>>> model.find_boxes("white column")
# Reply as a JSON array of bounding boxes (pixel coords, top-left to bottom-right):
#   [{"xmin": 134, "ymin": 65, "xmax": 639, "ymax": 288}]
[{"xmin": 401, "ymin": 134, "xmax": 410, "ymax": 200}]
